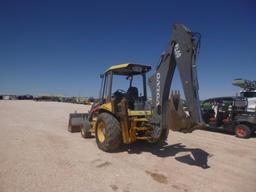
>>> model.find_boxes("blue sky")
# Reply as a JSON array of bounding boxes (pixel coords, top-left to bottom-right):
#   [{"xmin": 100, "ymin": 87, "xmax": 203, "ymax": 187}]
[{"xmin": 0, "ymin": 0, "xmax": 255, "ymax": 99}]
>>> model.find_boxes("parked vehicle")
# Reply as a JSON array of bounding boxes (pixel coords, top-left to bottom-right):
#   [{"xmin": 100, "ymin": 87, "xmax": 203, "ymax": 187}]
[
  {"xmin": 18, "ymin": 94, "xmax": 33, "ymax": 100},
  {"xmin": 233, "ymin": 79, "xmax": 256, "ymax": 112},
  {"xmin": 201, "ymin": 97, "xmax": 256, "ymax": 138}
]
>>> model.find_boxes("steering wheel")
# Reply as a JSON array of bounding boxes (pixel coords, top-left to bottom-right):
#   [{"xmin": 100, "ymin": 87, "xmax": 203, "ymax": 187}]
[{"xmin": 113, "ymin": 89, "xmax": 126, "ymax": 103}]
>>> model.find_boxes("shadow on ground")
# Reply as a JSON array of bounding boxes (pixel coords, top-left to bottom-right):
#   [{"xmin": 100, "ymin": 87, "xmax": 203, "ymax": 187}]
[{"xmin": 119, "ymin": 142, "xmax": 211, "ymax": 169}]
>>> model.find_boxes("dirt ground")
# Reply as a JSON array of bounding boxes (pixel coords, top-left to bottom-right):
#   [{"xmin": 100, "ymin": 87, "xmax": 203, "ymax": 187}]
[{"xmin": 0, "ymin": 100, "xmax": 255, "ymax": 192}]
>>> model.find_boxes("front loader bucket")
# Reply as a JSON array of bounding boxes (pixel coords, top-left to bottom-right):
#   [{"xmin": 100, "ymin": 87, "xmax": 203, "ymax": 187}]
[
  {"xmin": 167, "ymin": 92, "xmax": 205, "ymax": 133},
  {"xmin": 68, "ymin": 112, "xmax": 88, "ymax": 133}
]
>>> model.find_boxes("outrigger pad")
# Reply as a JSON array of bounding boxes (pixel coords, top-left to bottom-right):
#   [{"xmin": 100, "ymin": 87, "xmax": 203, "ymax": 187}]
[
  {"xmin": 68, "ymin": 113, "xmax": 88, "ymax": 133},
  {"xmin": 167, "ymin": 92, "xmax": 205, "ymax": 133}
]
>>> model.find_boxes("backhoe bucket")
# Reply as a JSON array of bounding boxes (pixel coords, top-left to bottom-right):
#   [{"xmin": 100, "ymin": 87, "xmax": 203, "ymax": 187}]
[
  {"xmin": 167, "ymin": 92, "xmax": 205, "ymax": 133},
  {"xmin": 68, "ymin": 112, "xmax": 88, "ymax": 133}
]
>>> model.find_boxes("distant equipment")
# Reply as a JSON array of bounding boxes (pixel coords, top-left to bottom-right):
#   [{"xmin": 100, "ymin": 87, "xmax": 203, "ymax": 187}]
[
  {"xmin": 233, "ymin": 78, "xmax": 256, "ymax": 112},
  {"xmin": 201, "ymin": 96, "xmax": 256, "ymax": 138},
  {"xmin": 232, "ymin": 79, "xmax": 256, "ymax": 90},
  {"xmin": 2, "ymin": 95, "xmax": 10, "ymax": 100}
]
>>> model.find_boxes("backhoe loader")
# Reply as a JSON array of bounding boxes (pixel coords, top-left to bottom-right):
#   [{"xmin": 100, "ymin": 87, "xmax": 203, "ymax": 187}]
[{"xmin": 68, "ymin": 24, "xmax": 204, "ymax": 152}]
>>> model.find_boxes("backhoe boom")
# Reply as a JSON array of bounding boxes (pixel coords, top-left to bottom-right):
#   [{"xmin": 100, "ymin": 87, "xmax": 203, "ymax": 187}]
[{"xmin": 148, "ymin": 24, "xmax": 202, "ymax": 139}]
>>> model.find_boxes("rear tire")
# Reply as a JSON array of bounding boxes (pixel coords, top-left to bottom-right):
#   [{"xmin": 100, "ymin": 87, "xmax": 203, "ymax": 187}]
[
  {"xmin": 81, "ymin": 120, "xmax": 92, "ymax": 138},
  {"xmin": 235, "ymin": 124, "xmax": 251, "ymax": 139},
  {"xmin": 95, "ymin": 113, "xmax": 122, "ymax": 152}
]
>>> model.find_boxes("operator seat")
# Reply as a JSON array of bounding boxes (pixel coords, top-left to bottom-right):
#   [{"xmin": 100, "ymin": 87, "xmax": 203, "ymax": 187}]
[{"xmin": 126, "ymin": 87, "xmax": 139, "ymax": 109}]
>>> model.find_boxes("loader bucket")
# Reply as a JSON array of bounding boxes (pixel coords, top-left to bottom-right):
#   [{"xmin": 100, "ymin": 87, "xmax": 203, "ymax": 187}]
[
  {"xmin": 68, "ymin": 112, "xmax": 88, "ymax": 133},
  {"xmin": 167, "ymin": 92, "xmax": 205, "ymax": 133}
]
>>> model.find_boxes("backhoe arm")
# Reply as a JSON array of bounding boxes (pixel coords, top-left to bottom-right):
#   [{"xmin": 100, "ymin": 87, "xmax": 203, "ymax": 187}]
[{"xmin": 148, "ymin": 24, "xmax": 203, "ymax": 139}]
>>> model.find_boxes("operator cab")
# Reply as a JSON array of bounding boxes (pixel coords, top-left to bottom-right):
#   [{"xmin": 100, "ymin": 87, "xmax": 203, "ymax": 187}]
[{"xmin": 99, "ymin": 63, "xmax": 151, "ymax": 110}]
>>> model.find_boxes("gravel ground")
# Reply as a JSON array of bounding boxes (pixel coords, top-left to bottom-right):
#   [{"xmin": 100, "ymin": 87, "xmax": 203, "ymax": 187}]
[{"xmin": 0, "ymin": 100, "xmax": 256, "ymax": 192}]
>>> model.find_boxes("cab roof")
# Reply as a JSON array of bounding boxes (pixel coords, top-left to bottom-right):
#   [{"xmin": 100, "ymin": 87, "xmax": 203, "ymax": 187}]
[{"xmin": 105, "ymin": 63, "xmax": 151, "ymax": 75}]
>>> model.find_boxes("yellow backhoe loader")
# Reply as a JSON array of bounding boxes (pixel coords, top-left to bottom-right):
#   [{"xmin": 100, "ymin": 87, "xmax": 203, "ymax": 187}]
[{"xmin": 68, "ymin": 24, "xmax": 204, "ymax": 152}]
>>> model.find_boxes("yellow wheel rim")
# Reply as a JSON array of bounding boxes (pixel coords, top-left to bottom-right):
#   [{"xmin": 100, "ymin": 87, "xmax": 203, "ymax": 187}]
[{"xmin": 97, "ymin": 121, "xmax": 106, "ymax": 143}]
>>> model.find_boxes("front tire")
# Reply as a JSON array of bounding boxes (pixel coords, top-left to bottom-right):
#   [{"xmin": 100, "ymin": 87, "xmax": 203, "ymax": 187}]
[
  {"xmin": 95, "ymin": 113, "xmax": 122, "ymax": 152},
  {"xmin": 81, "ymin": 120, "xmax": 92, "ymax": 138},
  {"xmin": 235, "ymin": 124, "xmax": 251, "ymax": 138}
]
